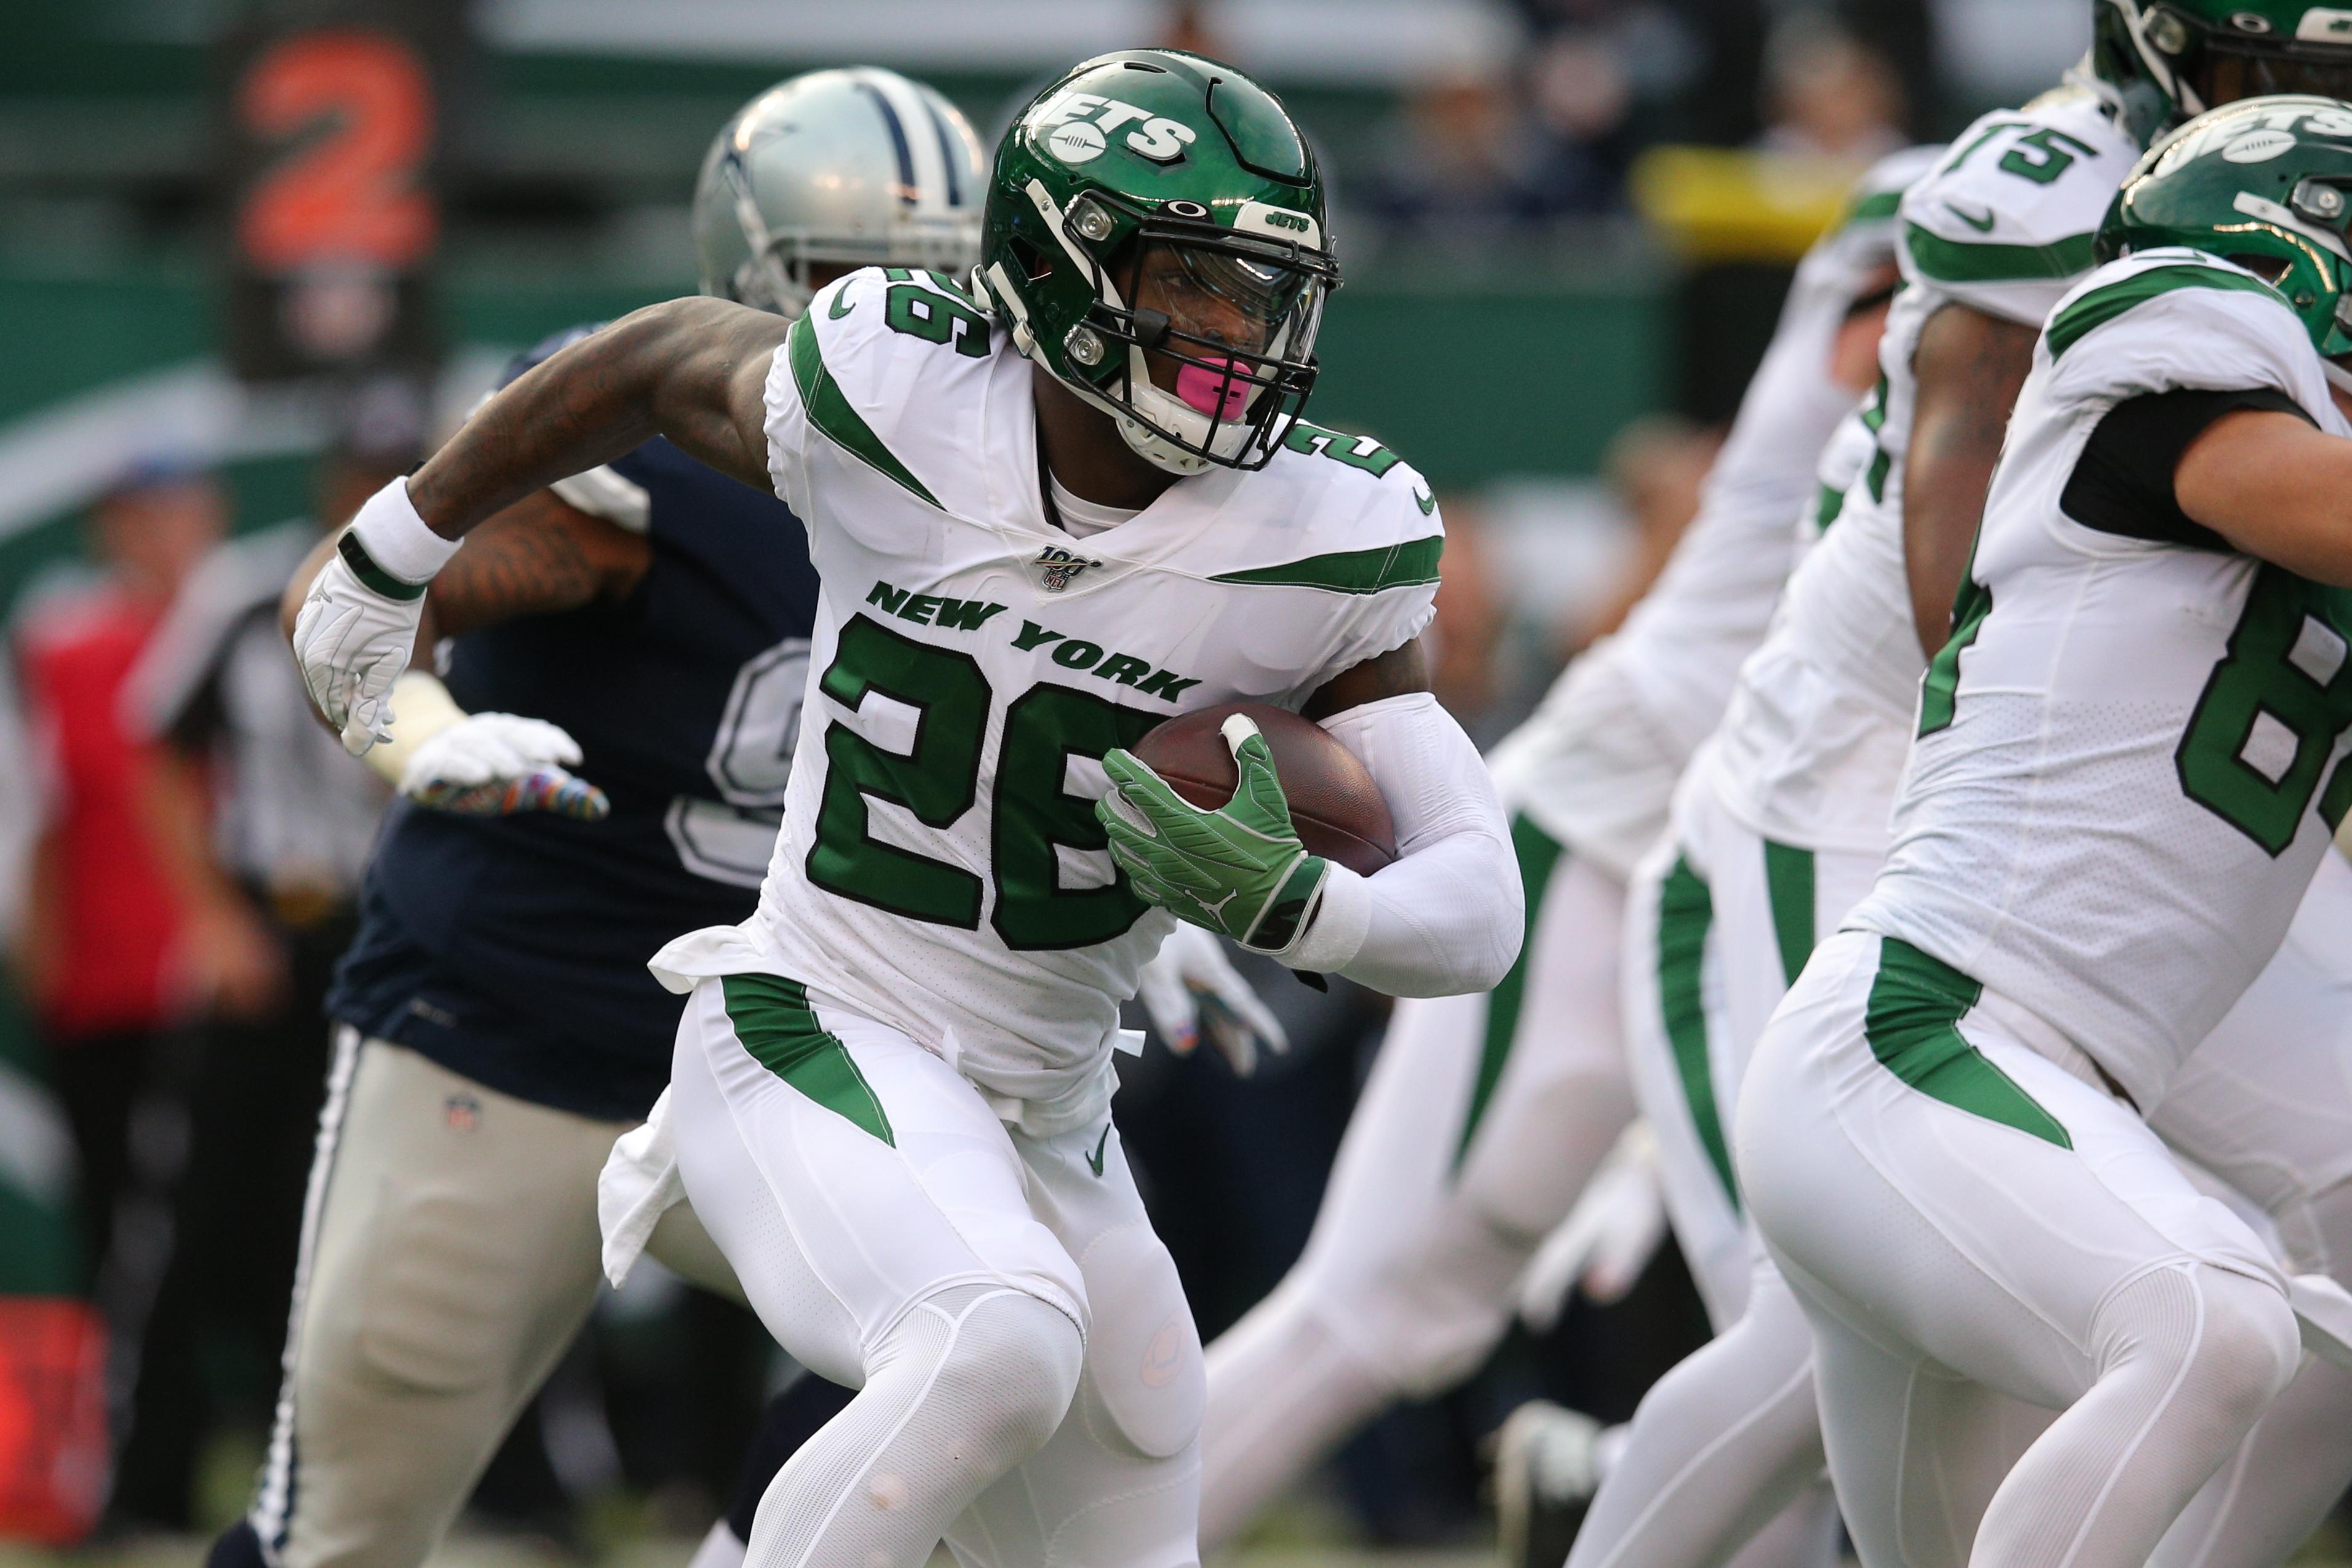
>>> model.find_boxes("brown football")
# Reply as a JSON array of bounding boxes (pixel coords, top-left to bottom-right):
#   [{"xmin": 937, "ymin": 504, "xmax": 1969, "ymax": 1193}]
[{"xmin": 1129, "ymin": 702, "xmax": 1397, "ymax": 876}]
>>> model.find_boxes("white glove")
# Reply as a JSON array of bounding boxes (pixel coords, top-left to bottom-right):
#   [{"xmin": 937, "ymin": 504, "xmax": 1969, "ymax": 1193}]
[
  {"xmin": 290, "ymin": 478, "xmax": 456, "ymax": 756},
  {"xmin": 400, "ymin": 713, "xmax": 610, "ymax": 820},
  {"xmin": 1135, "ymin": 922, "xmax": 1289, "ymax": 1076},
  {"xmin": 1516, "ymin": 1123, "xmax": 1667, "ymax": 1331}
]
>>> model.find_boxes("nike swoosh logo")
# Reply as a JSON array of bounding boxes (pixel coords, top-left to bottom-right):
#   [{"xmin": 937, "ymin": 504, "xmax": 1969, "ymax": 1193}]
[
  {"xmin": 1087, "ymin": 1125, "xmax": 1111, "ymax": 1178},
  {"xmin": 1413, "ymin": 487, "xmax": 1436, "ymax": 515},
  {"xmin": 1944, "ymin": 201, "xmax": 1997, "ymax": 234},
  {"xmin": 828, "ymin": 291, "xmax": 856, "ymax": 319}
]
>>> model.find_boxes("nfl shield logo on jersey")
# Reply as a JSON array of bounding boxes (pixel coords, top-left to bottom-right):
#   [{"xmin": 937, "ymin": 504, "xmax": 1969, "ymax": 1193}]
[{"xmin": 1032, "ymin": 545, "xmax": 1102, "ymax": 593}]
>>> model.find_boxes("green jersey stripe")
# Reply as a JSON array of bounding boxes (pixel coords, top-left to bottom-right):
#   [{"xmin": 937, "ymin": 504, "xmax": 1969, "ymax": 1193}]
[
  {"xmin": 1904, "ymin": 223, "xmax": 2095, "ymax": 287},
  {"xmin": 1842, "ymin": 188, "xmax": 1904, "ymax": 227},
  {"xmin": 1210, "ymin": 535, "xmax": 1444, "ymax": 595},
  {"xmin": 1454, "ymin": 815, "xmax": 1564, "ymax": 1170},
  {"xmin": 1761, "ymin": 840, "xmax": 1817, "ymax": 988},
  {"xmin": 2044, "ymin": 263, "xmax": 2284, "ymax": 362},
  {"xmin": 1814, "ymin": 481, "xmax": 1848, "ymax": 533},
  {"xmin": 1657, "ymin": 854, "xmax": 1738, "ymax": 1207},
  {"xmin": 721, "ymin": 973, "xmax": 896, "ymax": 1146},
  {"xmin": 787, "ymin": 314, "xmax": 942, "ymax": 510},
  {"xmin": 1863, "ymin": 938, "xmax": 2071, "ymax": 1149}
]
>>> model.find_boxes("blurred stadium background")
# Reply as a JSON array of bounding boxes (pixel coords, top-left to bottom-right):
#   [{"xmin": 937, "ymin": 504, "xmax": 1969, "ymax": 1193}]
[{"xmin": 11, "ymin": 2, "xmax": 2342, "ymax": 1566}]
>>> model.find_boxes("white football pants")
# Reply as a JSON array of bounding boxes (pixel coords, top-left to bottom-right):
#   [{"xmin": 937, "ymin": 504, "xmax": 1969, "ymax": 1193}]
[
  {"xmin": 1612, "ymin": 817, "xmax": 2352, "ymax": 1568},
  {"xmin": 1199, "ymin": 820, "xmax": 1637, "ymax": 1551},
  {"xmin": 667, "ymin": 973, "xmax": 1204, "ymax": 1568},
  {"xmin": 1741, "ymin": 931, "xmax": 2302, "ymax": 1568},
  {"xmin": 1584, "ymin": 784, "xmax": 1886, "ymax": 1568}
]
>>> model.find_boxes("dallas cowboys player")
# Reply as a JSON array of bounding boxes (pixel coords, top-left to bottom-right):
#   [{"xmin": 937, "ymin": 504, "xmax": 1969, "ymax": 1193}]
[
  {"xmin": 289, "ymin": 49, "xmax": 1522, "ymax": 1568},
  {"xmin": 209, "ymin": 68, "xmax": 1009, "ymax": 1568}
]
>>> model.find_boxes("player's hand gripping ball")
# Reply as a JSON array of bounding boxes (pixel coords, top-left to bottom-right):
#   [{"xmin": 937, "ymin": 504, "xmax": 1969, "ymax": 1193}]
[{"xmin": 1097, "ymin": 705, "xmax": 1395, "ymax": 956}]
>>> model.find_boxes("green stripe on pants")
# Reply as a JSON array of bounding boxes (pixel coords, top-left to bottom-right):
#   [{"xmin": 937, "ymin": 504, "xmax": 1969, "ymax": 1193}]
[
  {"xmin": 1658, "ymin": 855, "xmax": 1738, "ymax": 1206},
  {"xmin": 1454, "ymin": 815, "xmax": 1565, "ymax": 1170},
  {"xmin": 1863, "ymin": 939, "xmax": 2070, "ymax": 1149},
  {"xmin": 721, "ymin": 974, "xmax": 896, "ymax": 1146},
  {"xmin": 1762, "ymin": 839, "xmax": 1817, "ymax": 987}
]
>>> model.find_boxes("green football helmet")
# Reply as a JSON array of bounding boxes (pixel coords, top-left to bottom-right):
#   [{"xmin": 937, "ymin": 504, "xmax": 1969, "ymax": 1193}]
[
  {"xmin": 977, "ymin": 49, "xmax": 1338, "ymax": 475},
  {"xmin": 2094, "ymin": 0, "xmax": 2352, "ymax": 145},
  {"xmin": 2102, "ymin": 94, "xmax": 2352, "ymax": 373}
]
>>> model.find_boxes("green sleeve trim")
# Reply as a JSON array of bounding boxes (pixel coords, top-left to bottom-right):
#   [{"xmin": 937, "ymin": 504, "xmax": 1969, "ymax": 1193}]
[
  {"xmin": 1656, "ymin": 854, "xmax": 1738, "ymax": 1207},
  {"xmin": 721, "ymin": 975, "xmax": 896, "ymax": 1146},
  {"xmin": 2044, "ymin": 263, "xmax": 2286, "ymax": 362},
  {"xmin": 1760, "ymin": 840, "xmax": 1817, "ymax": 988},
  {"xmin": 1209, "ymin": 535, "xmax": 1444, "ymax": 594},
  {"xmin": 1864, "ymin": 938, "xmax": 2071, "ymax": 1149},
  {"xmin": 1455, "ymin": 816, "xmax": 1565, "ymax": 1170},
  {"xmin": 787, "ymin": 314, "xmax": 942, "ymax": 510},
  {"xmin": 1904, "ymin": 222, "xmax": 2095, "ymax": 287}
]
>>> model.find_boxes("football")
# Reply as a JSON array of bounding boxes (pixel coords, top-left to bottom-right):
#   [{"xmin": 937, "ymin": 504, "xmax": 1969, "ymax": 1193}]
[{"xmin": 1129, "ymin": 702, "xmax": 1398, "ymax": 876}]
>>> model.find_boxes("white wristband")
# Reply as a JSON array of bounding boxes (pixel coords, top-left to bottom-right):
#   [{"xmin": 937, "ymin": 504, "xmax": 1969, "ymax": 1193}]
[{"xmin": 346, "ymin": 477, "xmax": 459, "ymax": 586}]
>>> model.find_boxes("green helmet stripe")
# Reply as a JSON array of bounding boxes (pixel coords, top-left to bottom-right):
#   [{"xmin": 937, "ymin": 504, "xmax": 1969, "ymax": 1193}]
[
  {"xmin": 1906, "ymin": 223, "xmax": 2098, "ymax": 284},
  {"xmin": 787, "ymin": 314, "xmax": 942, "ymax": 509},
  {"xmin": 2046, "ymin": 262, "xmax": 2285, "ymax": 358},
  {"xmin": 1208, "ymin": 536, "xmax": 1444, "ymax": 595}
]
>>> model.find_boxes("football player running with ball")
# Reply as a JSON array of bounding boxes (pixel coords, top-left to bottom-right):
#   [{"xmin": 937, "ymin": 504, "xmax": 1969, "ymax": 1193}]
[
  {"xmin": 289, "ymin": 50, "xmax": 1521, "ymax": 1568},
  {"xmin": 1741, "ymin": 97, "xmax": 2352, "ymax": 1568}
]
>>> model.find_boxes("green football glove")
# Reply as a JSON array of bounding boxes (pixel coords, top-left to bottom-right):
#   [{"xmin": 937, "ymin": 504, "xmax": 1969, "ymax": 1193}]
[{"xmin": 1095, "ymin": 715, "xmax": 1331, "ymax": 954}]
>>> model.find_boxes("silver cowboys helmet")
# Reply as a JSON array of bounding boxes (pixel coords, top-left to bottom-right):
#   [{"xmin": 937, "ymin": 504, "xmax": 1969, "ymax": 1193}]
[{"xmin": 693, "ymin": 67, "xmax": 987, "ymax": 319}]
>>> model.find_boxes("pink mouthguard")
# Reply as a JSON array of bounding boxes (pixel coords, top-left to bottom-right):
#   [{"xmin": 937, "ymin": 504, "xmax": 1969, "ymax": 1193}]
[{"xmin": 1177, "ymin": 357, "xmax": 1251, "ymax": 422}]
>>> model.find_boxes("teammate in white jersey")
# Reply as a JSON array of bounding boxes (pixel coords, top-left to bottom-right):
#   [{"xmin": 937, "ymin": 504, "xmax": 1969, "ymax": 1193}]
[
  {"xmin": 1741, "ymin": 97, "xmax": 2352, "ymax": 1568},
  {"xmin": 287, "ymin": 50, "xmax": 1524, "ymax": 1568},
  {"xmin": 1194, "ymin": 146, "xmax": 1932, "ymax": 1556},
  {"xmin": 1568, "ymin": 10, "xmax": 2352, "ymax": 1567}
]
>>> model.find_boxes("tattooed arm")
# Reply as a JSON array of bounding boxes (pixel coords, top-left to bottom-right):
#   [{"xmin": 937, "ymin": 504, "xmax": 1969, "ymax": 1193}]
[
  {"xmin": 281, "ymin": 491, "xmax": 649, "ymax": 645},
  {"xmin": 1903, "ymin": 303, "xmax": 2038, "ymax": 657},
  {"xmin": 410, "ymin": 297, "xmax": 785, "ymax": 540}
]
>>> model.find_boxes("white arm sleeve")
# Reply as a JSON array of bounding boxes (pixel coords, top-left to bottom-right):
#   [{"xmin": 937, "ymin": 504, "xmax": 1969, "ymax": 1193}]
[{"xmin": 1278, "ymin": 692, "xmax": 1523, "ymax": 997}]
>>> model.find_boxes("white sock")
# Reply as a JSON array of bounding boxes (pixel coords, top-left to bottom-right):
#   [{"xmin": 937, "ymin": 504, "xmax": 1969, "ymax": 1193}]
[
  {"xmin": 1198, "ymin": 1286, "xmax": 1389, "ymax": 1553},
  {"xmin": 686, "ymin": 1518, "xmax": 748, "ymax": 1568},
  {"xmin": 1567, "ymin": 1272, "xmax": 1834, "ymax": 1568}
]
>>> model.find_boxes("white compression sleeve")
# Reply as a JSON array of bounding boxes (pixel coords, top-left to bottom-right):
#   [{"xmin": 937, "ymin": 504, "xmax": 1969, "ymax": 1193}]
[{"xmin": 1284, "ymin": 692, "xmax": 1522, "ymax": 997}]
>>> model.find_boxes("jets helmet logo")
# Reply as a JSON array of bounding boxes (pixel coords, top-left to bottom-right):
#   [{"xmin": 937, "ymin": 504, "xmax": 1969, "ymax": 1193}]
[{"xmin": 1032, "ymin": 545, "xmax": 1102, "ymax": 593}]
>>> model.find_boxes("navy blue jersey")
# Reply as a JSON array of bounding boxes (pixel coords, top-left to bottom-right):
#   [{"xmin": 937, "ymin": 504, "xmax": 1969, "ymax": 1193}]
[{"xmin": 329, "ymin": 326, "xmax": 819, "ymax": 1120}]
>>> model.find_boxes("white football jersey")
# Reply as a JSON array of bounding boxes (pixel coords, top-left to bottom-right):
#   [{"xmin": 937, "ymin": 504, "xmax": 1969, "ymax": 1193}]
[
  {"xmin": 1854, "ymin": 251, "xmax": 2352, "ymax": 1111},
  {"xmin": 1707, "ymin": 85, "xmax": 2142, "ymax": 854},
  {"xmin": 653, "ymin": 266, "xmax": 1439, "ymax": 1120},
  {"xmin": 1488, "ymin": 146, "xmax": 1937, "ymax": 878}
]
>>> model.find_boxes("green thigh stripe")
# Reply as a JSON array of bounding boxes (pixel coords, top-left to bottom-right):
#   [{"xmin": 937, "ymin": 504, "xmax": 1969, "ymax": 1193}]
[
  {"xmin": 1864, "ymin": 940, "xmax": 2070, "ymax": 1149},
  {"xmin": 1658, "ymin": 855, "xmax": 1738, "ymax": 1206},
  {"xmin": 721, "ymin": 975, "xmax": 896, "ymax": 1146},
  {"xmin": 1761, "ymin": 839, "xmax": 1817, "ymax": 988},
  {"xmin": 1455, "ymin": 815, "xmax": 1564, "ymax": 1171}
]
